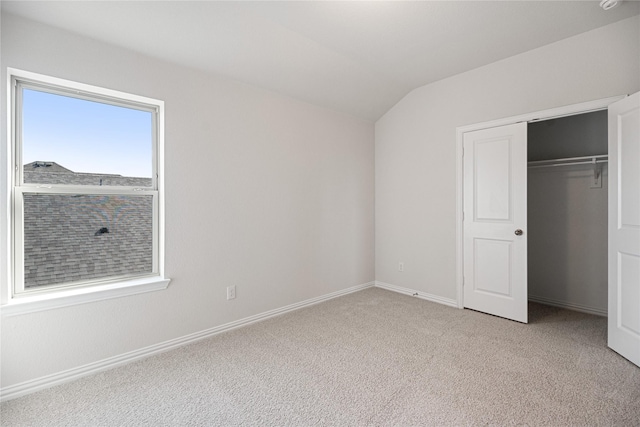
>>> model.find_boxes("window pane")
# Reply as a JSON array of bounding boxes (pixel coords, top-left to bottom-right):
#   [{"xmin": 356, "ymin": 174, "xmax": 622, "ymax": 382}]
[
  {"xmin": 23, "ymin": 193, "xmax": 153, "ymax": 288},
  {"xmin": 22, "ymin": 88, "xmax": 153, "ymax": 186}
]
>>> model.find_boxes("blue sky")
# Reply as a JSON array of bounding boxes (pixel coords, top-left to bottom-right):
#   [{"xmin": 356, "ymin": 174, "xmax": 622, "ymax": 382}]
[{"xmin": 22, "ymin": 88, "xmax": 153, "ymax": 178}]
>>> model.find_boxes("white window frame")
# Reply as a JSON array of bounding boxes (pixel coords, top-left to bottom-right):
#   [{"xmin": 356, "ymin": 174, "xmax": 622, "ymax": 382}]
[{"xmin": 2, "ymin": 69, "xmax": 169, "ymax": 316}]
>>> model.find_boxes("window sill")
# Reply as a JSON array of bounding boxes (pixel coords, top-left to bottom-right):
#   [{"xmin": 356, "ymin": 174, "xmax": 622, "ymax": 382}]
[{"xmin": 1, "ymin": 276, "xmax": 171, "ymax": 317}]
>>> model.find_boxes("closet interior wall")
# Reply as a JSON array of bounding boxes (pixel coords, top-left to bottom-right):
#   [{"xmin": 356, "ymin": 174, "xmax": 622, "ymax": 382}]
[{"xmin": 527, "ymin": 111, "xmax": 608, "ymax": 316}]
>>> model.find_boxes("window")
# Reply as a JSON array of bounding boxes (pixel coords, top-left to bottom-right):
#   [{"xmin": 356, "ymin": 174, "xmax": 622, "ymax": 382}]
[{"xmin": 5, "ymin": 69, "xmax": 168, "ymax": 313}]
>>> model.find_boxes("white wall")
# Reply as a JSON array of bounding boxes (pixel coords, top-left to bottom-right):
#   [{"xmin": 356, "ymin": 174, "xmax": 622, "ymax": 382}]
[
  {"xmin": 0, "ymin": 14, "xmax": 374, "ymax": 388},
  {"xmin": 375, "ymin": 16, "xmax": 640, "ymax": 300}
]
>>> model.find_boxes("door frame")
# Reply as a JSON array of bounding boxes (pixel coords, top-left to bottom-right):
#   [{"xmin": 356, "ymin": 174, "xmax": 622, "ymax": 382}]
[{"xmin": 455, "ymin": 95, "xmax": 625, "ymax": 309}]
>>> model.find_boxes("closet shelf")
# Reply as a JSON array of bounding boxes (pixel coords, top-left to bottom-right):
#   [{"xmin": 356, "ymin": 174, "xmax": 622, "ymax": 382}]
[{"xmin": 527, "ymin": 154, "xmax": 608, "ymax": 169}]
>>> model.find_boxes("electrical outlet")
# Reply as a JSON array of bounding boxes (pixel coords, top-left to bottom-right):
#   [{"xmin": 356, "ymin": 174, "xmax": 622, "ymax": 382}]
[
  {"xmin": 227, "ymin": 285, "xmax": 236, "ymax": 300},
  {"xmin": 399, "ymin": 262, "xmax": 404, "ymax": 272}
]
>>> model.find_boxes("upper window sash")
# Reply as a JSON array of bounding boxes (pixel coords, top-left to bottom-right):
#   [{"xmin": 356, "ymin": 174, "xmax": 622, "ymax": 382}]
[{"xmin": 12, "ymin": 76, "xmax": 160, "ymax": 190}]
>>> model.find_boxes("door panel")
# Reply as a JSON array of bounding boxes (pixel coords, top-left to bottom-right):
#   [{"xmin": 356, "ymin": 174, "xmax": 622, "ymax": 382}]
[
  {"xmin": 620, "ymin": 109, "xmax": 640, "ymax": 228},
  {"xmin": 608, "ymin": 92, "xmax": 640, "ymax": 367},
  {"xmin": 619, "ymin": 253, "xmax": 640, "ymax": 335},
  {"xmin": 475, "ymin": 138, "xmax": 512, "ymax": 220},
  {"xmin": 464, "ymin": 122, "xmax": 528, "ymax": 323},
  {"xmin": 474, "ymin": 238, "xmax": 513, "ymax": 296}
]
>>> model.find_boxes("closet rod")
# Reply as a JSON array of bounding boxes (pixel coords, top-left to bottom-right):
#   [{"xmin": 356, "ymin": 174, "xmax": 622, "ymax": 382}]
[{"xmin": 527, "ymin": 154, "xmax": 608, "ymax": 169}]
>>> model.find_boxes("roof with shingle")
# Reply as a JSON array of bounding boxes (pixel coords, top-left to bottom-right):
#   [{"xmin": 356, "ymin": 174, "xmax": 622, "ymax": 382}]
[
  {"xmin": 22, "ymin": 162, "xmax": 153, "ymax": 288},
  {"xmin": 23, "ymin": 161, "xmax": 152, "ymax": 187}
]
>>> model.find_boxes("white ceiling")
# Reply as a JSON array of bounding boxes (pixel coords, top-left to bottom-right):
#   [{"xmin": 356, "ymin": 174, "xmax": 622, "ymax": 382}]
[{"xmin": 2, "ymin": 1, "xmax": 639, "ymax": 121}]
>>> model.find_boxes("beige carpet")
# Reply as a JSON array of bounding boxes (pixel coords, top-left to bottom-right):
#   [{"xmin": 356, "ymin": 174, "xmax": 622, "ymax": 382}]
[{"xmin": 2, "ymin": 287, "xmax": 639, "ymax": 426}]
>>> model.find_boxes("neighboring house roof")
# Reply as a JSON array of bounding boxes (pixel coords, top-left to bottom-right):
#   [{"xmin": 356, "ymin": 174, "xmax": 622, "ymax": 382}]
[
  {"xmin": 22, "ymin": 162, "xmax": 153, "ymax": 288},
  {"xmin": 24, "ymin": 161, "xmax": 72, "ymax": 173},
  {"xmin": 23, "ymin": 161, "xmax": 152, "ymax": 187}
]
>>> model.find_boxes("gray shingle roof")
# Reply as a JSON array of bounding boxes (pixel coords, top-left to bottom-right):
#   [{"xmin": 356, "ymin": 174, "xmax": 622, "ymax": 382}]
[
  {"xmin": 22, "ymin": 162, "xmax": 153, "ymax": 288},
  {"xmin": 23, "ymin": 161, "xmax": 152, "ymax": 187}
]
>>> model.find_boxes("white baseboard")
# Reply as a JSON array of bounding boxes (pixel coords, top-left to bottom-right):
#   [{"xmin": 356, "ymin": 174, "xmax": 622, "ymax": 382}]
[
  {"xmin": 375, "ymin": 281, "xmax": 458, "ymax": 308},
  {"xmin": 1, "ymin": 281, "xmax": 375, "ymax": 402},
  {"xmin": 528, "ymin": 294, "xmax": 607, "ymax": 317}
]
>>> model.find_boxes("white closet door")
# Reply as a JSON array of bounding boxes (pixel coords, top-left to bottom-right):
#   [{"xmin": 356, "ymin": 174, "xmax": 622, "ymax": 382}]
[
  {"xmin": 463, "ymin": 123, "xmax": 528, "ymax": 323},
  {"xmin": 608, "ymin": 92, "xmax": 640, "ymax": 367}
]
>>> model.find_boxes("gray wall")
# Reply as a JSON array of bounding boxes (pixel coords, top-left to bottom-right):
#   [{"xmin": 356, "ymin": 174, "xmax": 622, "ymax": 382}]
[
  {"xmin": 1, "ymin": 13, "xmax": 375, "ymax": 388},
  {"xmin": 528, "ymin": 111, "xmax": 608, "ymax": 161},
  {"xmin": 527, "ymin": 113, "xmax": 608, "ymax": 314},
  {"xmin": 528, "ymin": 165, "xmax": 608, "ymax": 315},
  {"xmin": 375, "ymin": 16, "xmax": 639, "ymax": 301}
]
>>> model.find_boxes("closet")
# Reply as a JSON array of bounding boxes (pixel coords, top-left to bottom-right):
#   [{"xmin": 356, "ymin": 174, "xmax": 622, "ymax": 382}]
[
  {"xmin": 527, "ymin": 111, "xmax": 608, "ymax": 316},
  {"xmin": 461, "ymin": 93, "xmax": 639, "ymax": 367}
]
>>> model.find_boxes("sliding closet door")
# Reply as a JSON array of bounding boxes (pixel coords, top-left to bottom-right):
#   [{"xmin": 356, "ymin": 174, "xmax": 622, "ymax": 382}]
[
  {"xmin": 608, "ymin": 92, "xmax": 640, "ymax": 368},
  {"xmin": 463, "ymin": 123, "xmax": 528, "ymax": 323}
]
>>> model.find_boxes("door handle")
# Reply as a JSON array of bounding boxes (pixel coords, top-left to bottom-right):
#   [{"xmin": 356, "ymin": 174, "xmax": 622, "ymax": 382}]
[{"xmin": 515, "ymin": 229, "xmax": 523, "ymax": 236}]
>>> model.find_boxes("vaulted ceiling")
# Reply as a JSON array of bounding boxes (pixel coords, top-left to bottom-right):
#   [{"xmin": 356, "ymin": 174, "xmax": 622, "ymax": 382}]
[{"xmin": 3, "ymin": 1, "xmax": 639, "ymax": 121}]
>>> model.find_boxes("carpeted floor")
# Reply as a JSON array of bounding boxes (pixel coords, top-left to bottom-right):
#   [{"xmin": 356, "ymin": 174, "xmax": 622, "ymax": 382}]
[{"xmin": 2, "ymin": 287, "xmax": 639, "ymax": 426}]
